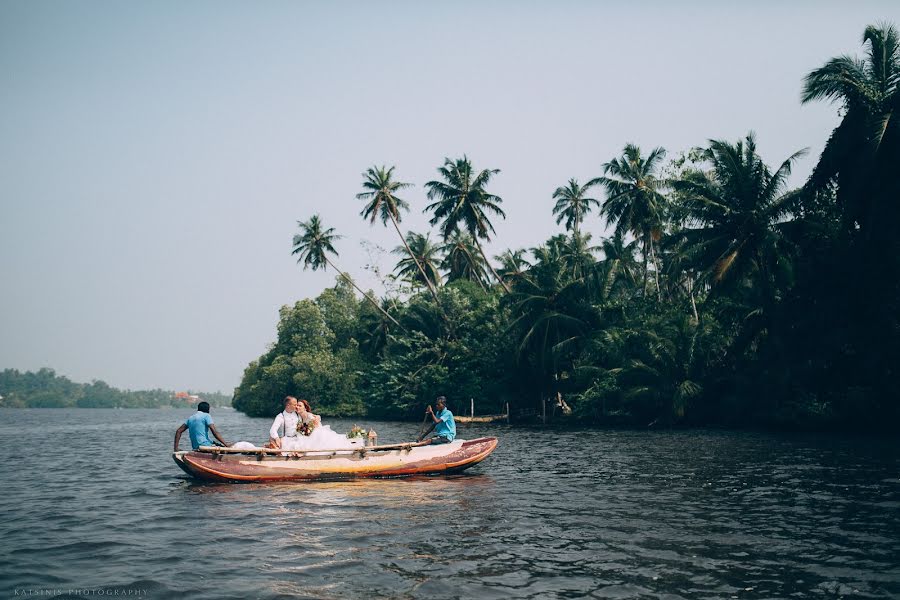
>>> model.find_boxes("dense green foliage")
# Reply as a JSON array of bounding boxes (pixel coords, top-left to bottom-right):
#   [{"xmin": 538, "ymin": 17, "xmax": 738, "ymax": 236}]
[
  {"xmin": 234, "ymin": 24, "xmax": 899, "ymax": 429},
  {"xmin": 0, "ymin": 368, "xmax": 231, "ymax": 408}
]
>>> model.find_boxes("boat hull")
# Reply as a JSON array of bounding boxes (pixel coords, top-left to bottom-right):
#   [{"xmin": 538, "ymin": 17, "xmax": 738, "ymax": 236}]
[{"xmin": 173, "ymin": 437, "xmax": 498, "ymax": 483}]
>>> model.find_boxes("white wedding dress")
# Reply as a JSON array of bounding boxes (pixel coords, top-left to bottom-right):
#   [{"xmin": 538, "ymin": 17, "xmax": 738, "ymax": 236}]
[{"xmin": 275, "ymin": 411, "xmax": 363, "ymax": 452}]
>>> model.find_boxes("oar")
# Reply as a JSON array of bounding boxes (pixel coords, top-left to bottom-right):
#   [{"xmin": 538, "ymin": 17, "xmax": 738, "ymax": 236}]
[{"xmin": 416, "ymin": 409, "xmax": 430, "ymax": 441}]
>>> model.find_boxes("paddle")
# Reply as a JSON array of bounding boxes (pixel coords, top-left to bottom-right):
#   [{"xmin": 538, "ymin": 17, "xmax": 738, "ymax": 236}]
[{"xmin": 416, "ymin": 408, "xmax": 430, "ymax": 441}]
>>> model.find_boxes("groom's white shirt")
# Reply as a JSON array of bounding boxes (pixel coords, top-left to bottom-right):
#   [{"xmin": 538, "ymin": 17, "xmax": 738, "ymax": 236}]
[{"xmin": 270, "ymin": 410, "xmax": 300, "ymax": 439}]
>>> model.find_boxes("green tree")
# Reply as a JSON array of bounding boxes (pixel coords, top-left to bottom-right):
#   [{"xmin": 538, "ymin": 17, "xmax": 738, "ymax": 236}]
[
  {"xmin": 425, "ymin": 156, "xmax": 512, "ymax": 293},
  {"xmin": 392, "ymin": 231, "xmax": 442, "ymax": 290},
  {"xmin": 671, "ymin": 133, "xmax": 805, "ymax": 306},
  {"xmin": 440, "ymin": 231, "xmax": 488, "ymax": 289},
  {"xmin": 552, "ymin": 178, "xmax": 600, "ymax": 235},
  {"xmin": 292, "ymin": 214, "xmax": 405, "ymax": 330},
  {"xmin": 801, "ymin": 23, "xmax": 900, "ymax": 239},
  {"xmin": 357, "ymin": 165, "xmax": 443, "ymax": 307},
  {"xmin": 495, "ymin": 249, "xmax": 531, "ymax": 289},
  {"xmin": 590, "ymin": 144, "xmax": 668, "ymax": 299}
]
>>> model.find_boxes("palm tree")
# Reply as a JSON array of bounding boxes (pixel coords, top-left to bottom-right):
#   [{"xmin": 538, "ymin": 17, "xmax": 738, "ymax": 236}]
[
  {"xmin": 509, "ymin": 240, "xmax": 597, "ymax": 409},
  {"xmin": 495, "ymin": 249, "xmax": 531, "ymax": 289},
  {"xmin": 560, "ymin": 231, "xmax": 600, "ymax": 280},
  {"xmin": 552, "ymin": 179, "xmax": 600, "ymax": 235},
  {"xmin": 440, "ymin": 231, "xmax": 488, "ymax": 289},
  {"xmin": 598, "ymin": 231, "xmax": 640, "ymax": 299},
  {"xmin": 357, "ymin": 165, "xmax": 443, "ymax": 307},
  {"xmin": 424, "ymin": 156, "xmax": 512, "ymax": 293},
  {"xmin": 801, "ymin": 23, "xmax": 900, "ymax": 240},
  {"xmin": 670, "ymin": 133, "xmax": 806, "ymax": 307},
  {"xmin": 392, "ymin": 232, "xmax": 442, "ymax": 290},
  {"xmin": 292, "ymin": 214, "xmax": 405, "ymax": 330},
  {"xmin": 590, "ymin": 144, "xmax": 668, "ymax": 299},
  {"xmin": 600, "ymin": 315, "xmax": 706, "ymax": 424}
]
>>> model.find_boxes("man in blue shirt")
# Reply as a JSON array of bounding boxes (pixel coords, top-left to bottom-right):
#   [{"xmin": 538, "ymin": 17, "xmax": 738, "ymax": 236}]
[
  {"xmin": 417, "ymin": 395, "xmax": 456, "ymax": 444},
  {"xmin": 173, "ymin": 402, "xmax": 230, "ymax": 451}
]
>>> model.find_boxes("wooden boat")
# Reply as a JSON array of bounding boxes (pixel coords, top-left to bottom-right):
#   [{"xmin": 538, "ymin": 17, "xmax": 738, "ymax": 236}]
[
  {"xmin": 456, "ymin": 414, "xmax": 509, "ymax": 424},
  {"xmin": 172, "ymin": 437, "xmax": 499, "ymax": 483},
  {"xmin": 455, "ymin": 400, "xmax": 509, "ymax": 424}
]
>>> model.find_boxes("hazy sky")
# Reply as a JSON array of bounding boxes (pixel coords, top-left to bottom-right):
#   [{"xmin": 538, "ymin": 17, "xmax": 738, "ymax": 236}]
[{"xmin": 2, "ymin": 1, "xmax": 897, "ymax": 393}]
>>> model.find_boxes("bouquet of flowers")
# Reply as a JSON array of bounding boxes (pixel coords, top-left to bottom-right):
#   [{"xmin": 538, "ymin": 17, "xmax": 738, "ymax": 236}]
[
  {"xmin": 346, "ymin": 425, "xmax": 369, "ymax": 439},
  {"xmin": 297, "ymin": 419, "xmax": 317, "ymax": 436}
]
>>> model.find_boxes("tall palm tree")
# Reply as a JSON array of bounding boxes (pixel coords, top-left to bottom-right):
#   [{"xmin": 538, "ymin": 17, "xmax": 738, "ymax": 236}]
[
  {"xmin": 392, "ymin": 231, "xmax": 442, "ymax": 290},
  {"xmin": 424, "ymin": 156, "xmax": 512, "ymax": 293},
  {"xmin": 590, "ymin": 144, "xmax": 668, "ymax": 299},
  {"xmin": 292, "ymin": 214, "xmax": 405, "ymax": 330},
  {"xmin": 670, "ymin": 133, "xmax": 806, "ymax": 307},
  {"xmin": 801, "ymin": 23, "xmax": 900, "ymax": 240},
  {"xmin": 440, "ymin": 231, "xmax": 488, "ymax": 289},
  {"xmin": 552, "ymin": 178, "xmax": 600, "ymax": 235},
  {"xmin": 357, "ymin": 165, "xmax": 443, "ymax": 307}
]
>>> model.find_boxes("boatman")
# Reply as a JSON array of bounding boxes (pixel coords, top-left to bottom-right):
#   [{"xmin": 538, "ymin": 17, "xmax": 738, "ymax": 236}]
[
  {"xmin": 173, "ymin": 401, "xmax": 230, "ymax": 451},
  {"xmin": 417, "ymin": 395, "xmax": 456, "ymax": 445}
]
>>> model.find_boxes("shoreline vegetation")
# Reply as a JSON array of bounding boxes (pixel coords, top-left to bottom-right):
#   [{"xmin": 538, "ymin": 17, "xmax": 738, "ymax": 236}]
[
  {"xmin": 0, "ymin": 368, "xmax": 230, "ymax": 409},
  {"xmin": 234, "ymin": 23, "xmax": 900, "ymax": 431}
]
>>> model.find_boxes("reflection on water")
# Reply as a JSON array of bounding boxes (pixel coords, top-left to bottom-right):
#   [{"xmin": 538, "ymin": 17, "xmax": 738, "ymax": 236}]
[{"xmin": 0, "ymin": 408, "xmax": 898, "ymax": 599}]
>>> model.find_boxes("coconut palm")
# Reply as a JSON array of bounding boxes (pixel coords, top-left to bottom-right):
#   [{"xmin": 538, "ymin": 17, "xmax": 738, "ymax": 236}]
[
  {"xmin": 392, "ymin": 232, "xmax": 442, "ymax": 290},
  {"xmin": 590, "ymin": 144, "xmax": 668, "ymax": 299},
  {"xmin": 509, "ymin": 239, "xmax": 597, "ymax": 408},
  {"xmin": 424, "ymin": 156, "xmax": 512, "ymax": 293},
  {"xmin": 670, "ymin": 133, "xmax": 806, "ymax": 307},
  {"xmin": 440, "ymin": 231, "xmax": 488, "ymax": 289},
  {"xmin": 801, "ymin": 23, "xmax": 900, "ymax": 239},
  {"xmin": 495, "ymin": 249, "xmax": 531, "ymax": 289},
  {"xmin": 599, "ymin": 231, "xmax": 640, "ymax": 299},
  {"xmin": 357, "ymin": 165, "xmax": 443, "ymax": 307},
  {"xmin": 292, "ymin": 215, "xmax": 405, "ymax": 330},
  {"xmin": 552, "ymin": 178, "xmax": 600, "ymax": 235}
]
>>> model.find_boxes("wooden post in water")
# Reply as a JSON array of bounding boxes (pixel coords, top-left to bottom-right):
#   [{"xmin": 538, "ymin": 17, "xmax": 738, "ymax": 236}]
[
  {"xmin": 505, "ymin": 402, "xmax": 510, "ymax": 424},
  {"xmin": 470, "ymin": 398, "xmax": 475, "ymax": 418},
  {"xmin": 541, "ymin": 394, "xmax": 546, "ymax": 424}
]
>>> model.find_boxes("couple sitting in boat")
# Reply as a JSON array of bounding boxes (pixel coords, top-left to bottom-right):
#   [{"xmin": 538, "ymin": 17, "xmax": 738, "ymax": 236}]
[{"xmin": 267, "ymin": 396, "xmax": 366, "ymax": 451}]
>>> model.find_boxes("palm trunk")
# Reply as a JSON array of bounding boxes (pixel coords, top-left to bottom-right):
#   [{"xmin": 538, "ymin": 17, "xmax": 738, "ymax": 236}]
[
  {"xmin": 642, "ymin": 234, "xmax": 650, "ymax": 298},
  {"xmin": 324, "ymin": 256, "xmax": 406, "ymax": 332},
  {"xmin": 688, "ymin": 275, "xmax": 699, "ymax": 322},
  {"xmin": 649, "ymin": 236, "xmax": 662, "ymax": 302},
  {"xmin": 389, "ymin": 214, "xmax": 442, "ymax": 307},
  {"xmin": 473, "ymin": 237, "xmax": 512, "ymax": 294}
]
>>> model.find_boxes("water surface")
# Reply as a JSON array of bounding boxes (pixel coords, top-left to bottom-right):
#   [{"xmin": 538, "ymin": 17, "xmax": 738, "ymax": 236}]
[{"xmin": 0, "ymin": 408, "xmax": 898, "ymax": 599}]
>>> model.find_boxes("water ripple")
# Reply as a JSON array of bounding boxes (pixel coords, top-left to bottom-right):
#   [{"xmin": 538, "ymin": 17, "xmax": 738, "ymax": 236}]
[{"xmin": 0, "ymin": 409, "xmax": 898, "ymax": 599}]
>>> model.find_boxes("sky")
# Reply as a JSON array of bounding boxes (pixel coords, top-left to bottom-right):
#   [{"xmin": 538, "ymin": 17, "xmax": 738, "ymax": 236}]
[{"xmin": 1, "ymin": 1, "xmax": 897, "ymax": 394}]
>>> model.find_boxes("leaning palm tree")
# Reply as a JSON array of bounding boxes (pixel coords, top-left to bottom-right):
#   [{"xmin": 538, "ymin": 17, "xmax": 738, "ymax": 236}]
[
  {"xmin": 552, "ymin": 178, "xmax": 600, "ymax": 235},
  {"xmin": 590, "ymin": 144, "xmax": 668, "ymax": 299},
  {"xmin": 357, "ymin": 165, "xmax": 443, "ymax": 307},
  {"xmin": 670, "ymin": 133, "xmax": 806, "ymax": 307},
  {"xmin": 424, "ymin": 156, "xmax": 512, "ymax": 293},
  {"xmin": 801, "ymin": 22, "xmax": 900, "ymax": 241},
  {"xmin": 392, "ymin": 231, "xmax": 442, "ymax": 290},
  {"xmin": 292, "ymin": 214, "xmax": 404, "ymax": 330}
]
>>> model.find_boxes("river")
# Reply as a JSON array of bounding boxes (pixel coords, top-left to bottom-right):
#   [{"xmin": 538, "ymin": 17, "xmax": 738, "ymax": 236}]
[{"xmin": 0, "ymin": 408, "xmax": 897, "ymax": 599}]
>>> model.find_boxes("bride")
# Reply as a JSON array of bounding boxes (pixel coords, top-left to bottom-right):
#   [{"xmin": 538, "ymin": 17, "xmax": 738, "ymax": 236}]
[{"xmin": 269, "ymin": 396, "xmax": 361, "ymax": 451}]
